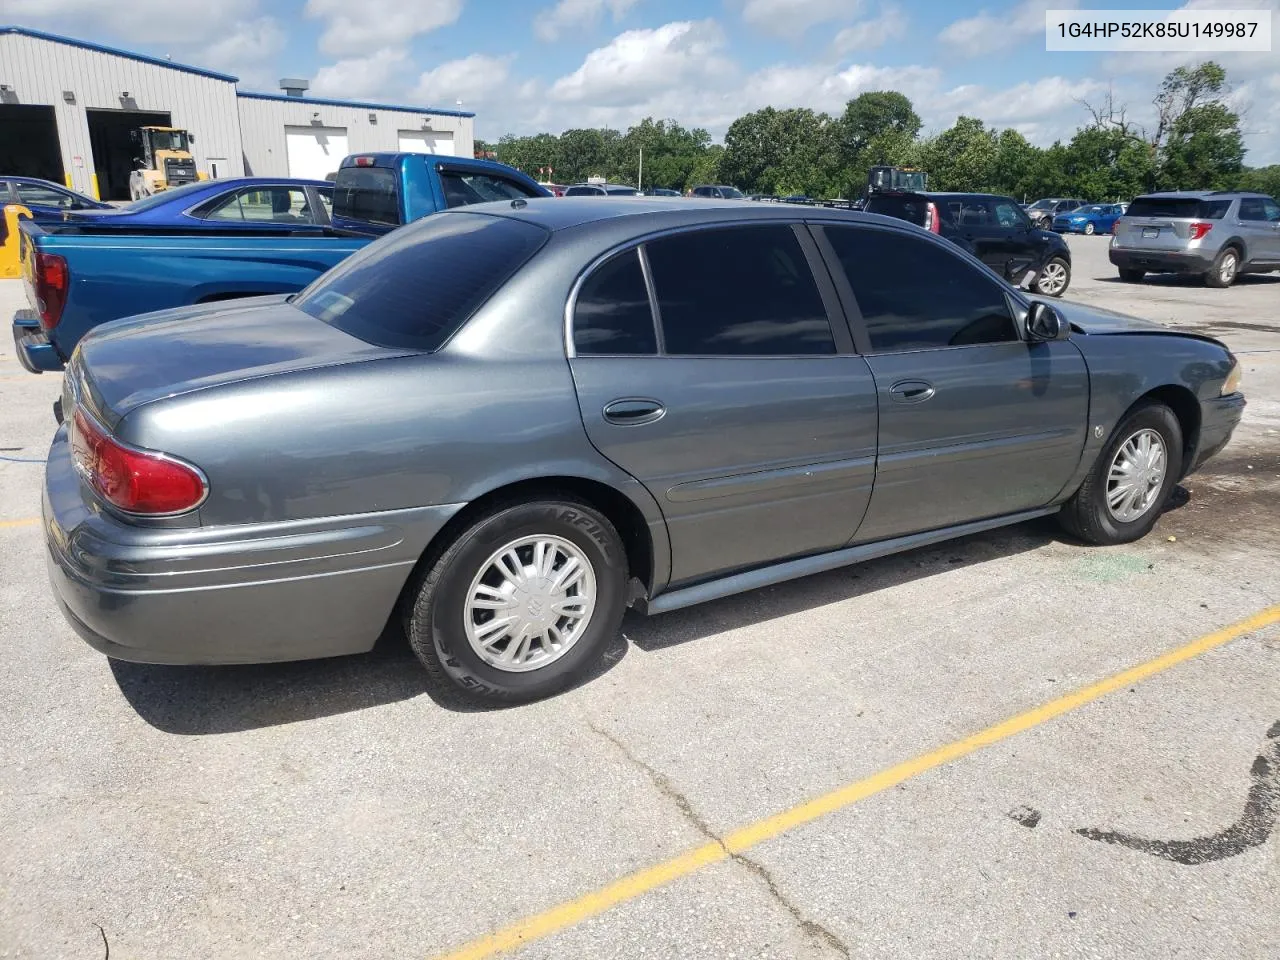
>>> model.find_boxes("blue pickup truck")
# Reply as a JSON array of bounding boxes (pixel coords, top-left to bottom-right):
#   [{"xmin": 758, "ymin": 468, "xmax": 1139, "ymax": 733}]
[{"xmin": 13, "ymin": 154, "xmax": 547, "ymax": 373}]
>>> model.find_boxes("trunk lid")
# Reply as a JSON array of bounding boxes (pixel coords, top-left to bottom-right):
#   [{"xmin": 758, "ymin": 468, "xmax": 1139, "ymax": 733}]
[{"xmin": 71, "ymin": 295, "xmax": 412, "ymax": 425}]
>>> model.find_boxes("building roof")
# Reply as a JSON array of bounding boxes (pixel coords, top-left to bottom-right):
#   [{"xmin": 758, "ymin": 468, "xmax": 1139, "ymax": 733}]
[
  {"xmin": 236, "ymin": 90, "xmax": 475, "ymax": 119},
  {"xmin": 0, "ymin": 25, "xmax": 239, "ymax": 82}
]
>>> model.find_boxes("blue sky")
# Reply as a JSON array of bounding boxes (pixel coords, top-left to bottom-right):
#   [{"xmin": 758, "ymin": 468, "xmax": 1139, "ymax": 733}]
[{"xmin": 8, "ymin": 0, "xmax": 1279, "ymax": 161}]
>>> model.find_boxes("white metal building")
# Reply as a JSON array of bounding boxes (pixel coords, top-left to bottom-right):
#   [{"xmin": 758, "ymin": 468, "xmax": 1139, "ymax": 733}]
[{"xmin": 0, "ymin": 25, "xmax": 476, "ymax": 200}]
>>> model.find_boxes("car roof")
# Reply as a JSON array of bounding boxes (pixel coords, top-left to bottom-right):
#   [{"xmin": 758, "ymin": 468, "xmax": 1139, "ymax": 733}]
[
  {"xmin": 1136, "ymin": 190, "xmax": 1268, "ymax": 199},
  {"xmin": 452, "ymin": 196, "xmax": 910, "ymax": 235}
]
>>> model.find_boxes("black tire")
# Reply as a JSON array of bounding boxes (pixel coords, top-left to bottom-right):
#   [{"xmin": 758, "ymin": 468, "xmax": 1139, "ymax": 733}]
[
  {"xmin": 1034, "ymin": 255, "xmax": 1071, "ymax": 297},
  {"xmin": 1118, "ymin": 268, "xmax": 1145, "ymax": 283},
  {"xmin": 404, "ymin": 499, "xmax": 628, "ymax": 704},
  {"xmin": 1058, "ymin": 402, "xmax": 1184, "ymax": 546},
  {"xmin": 1204, "ymin": 246, "xmax": 1240, "ymax": 288}
]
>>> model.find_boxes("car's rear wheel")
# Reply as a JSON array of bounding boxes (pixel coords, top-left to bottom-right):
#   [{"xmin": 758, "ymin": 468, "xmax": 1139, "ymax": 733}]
[
  {"xmin": 1084, "ymin": 222, "xmax": 1095, "ymax": 235},
  {"xmin": 1034, "ymin": 256, "xmax": 1071, "ymax": 297},
  {"xmin": 404, "ymin": 499, "xmax": 628, "ymax": 704},
  {"xmin": 1118, "ymin": 268, "xmax": 1145, "ymax": 283},
  {"xmin": 1058, "ymin": 402, "xmax": 1183, "ymax": 546},
  {"xmin": 1204, "ymin": 247, "xmax": 1240, "ymax": 288}
]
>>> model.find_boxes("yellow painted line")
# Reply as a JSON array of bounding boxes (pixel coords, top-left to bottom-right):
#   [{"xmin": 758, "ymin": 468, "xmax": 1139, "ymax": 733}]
[
  {"xmin": 434, "ymin": 602, "xmax": 1280, "ymax": 960},
  {"xmin": 0, "ymin": 517, "xmax": 40, "ymax": 530}
]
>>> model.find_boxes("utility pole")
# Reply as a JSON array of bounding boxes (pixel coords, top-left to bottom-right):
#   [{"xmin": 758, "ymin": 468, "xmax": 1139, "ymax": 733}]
[{"xmin": 638, "ymin": 146, "xmax": 643, "ymax": 191}]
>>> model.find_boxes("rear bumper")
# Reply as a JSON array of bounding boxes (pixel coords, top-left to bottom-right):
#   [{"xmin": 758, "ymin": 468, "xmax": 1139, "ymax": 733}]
[
  {"xmin": 11, "ymin": 309, "xmax": 64, "ymax": 373},
  {"xmin": 43, "ymin": 425, "xmax": 463, "ymax": 665},
  {"xmin": 1110, "ymin": 247, "xmax": 1214, "ymax": 274},
  {"xmin": 1188, "ymin": 393, "xmax": 1246, "ymax": 475}
]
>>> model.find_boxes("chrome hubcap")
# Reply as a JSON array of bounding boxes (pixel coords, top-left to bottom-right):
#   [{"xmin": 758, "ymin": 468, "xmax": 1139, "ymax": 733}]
[
  {"xmin": 1085, "ymin": 223, "xmax": 1094, "ymax": 235},
  {"xmin": 1038, "ymin": 261, "xmax": 1067, "ymax": 295},
  {"xmin": 1106, "ymin": 428, "xmax": 1167, "ymax": 523},
  {"xmin": 463, "ymin": 535, "xmax": 596, "ymax": 672},
  {"xmin": 1220, "ymin": 253, "xmax": 1237, "ymax": 283}
]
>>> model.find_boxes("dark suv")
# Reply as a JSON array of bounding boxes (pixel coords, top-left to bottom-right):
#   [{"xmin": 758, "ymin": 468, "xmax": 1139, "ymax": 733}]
[{"xmin": 865, "ymin": 191, "xmax": 1073, "ymax": 297}]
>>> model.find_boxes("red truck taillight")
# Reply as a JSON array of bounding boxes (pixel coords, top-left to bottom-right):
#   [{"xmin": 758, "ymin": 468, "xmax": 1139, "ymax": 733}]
[
  {"xmin": 28, "ymin": 252, "xmax": 69, "ymax": 331},
  {"xmin": 1188, "ymin": 221, "xmax": 1212, "ymax": 241},
  {"xmin": 923, "ymin": 201, "xmax": 941, "ymax": 234},
  {"xmin": 70, "ymin": 408, "xmax": 207, "ymax": 515}
]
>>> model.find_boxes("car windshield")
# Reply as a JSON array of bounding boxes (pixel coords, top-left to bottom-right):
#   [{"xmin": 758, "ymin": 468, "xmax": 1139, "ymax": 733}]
[
  {"xmin": 149, "ymin": 130, "xmax": 189, "ymax": 152},
  {"xmin": 720, "ymin": 187, "xmax": 745, "ymax": 199},
  {"xmin": 122, "ymin": 180, "xmax": 209, "ymax": 211}
]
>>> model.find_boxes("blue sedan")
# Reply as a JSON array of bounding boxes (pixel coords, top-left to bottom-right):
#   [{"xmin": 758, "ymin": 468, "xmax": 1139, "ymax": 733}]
[
  {"xmin": 1, "ymin": 176, "xmax": 112, "ymax": 217},
  {"xmin": 1053, "ymin": 203, "xmax": 1124, "ymax": 235},
  {"xmin": 63, "ymin": 177, "xmax": 334, "ymax": 231}
]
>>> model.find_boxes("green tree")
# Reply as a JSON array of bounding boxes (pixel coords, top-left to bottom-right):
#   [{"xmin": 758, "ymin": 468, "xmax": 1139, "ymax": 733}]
[
  {"xmin": 990, "ymin": 129, "xmax": 1039, "ymax": 199},
  {"xmin": 919, "ymin": 116, "xmax": 998, "ymax": 191},
  {"xmin": 835, "ymin": 91, "xmax": 922, "ymax": 193},
  {"xmin": 1238, "ymin": 164, "xmax": 1280, "ymax": 197},
  {"xmin": 721, "ymin": 107, "xmax": 840, "ymax": 196}
]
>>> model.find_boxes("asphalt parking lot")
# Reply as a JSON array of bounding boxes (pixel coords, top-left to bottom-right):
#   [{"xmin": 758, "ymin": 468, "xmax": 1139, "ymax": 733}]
[{"xmin": 2, "ymin": 235, "xmax": 1278, "ymax": 960}]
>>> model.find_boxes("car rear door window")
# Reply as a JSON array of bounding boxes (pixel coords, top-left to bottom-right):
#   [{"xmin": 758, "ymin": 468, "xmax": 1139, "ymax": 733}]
[
  {"xmin": 824, "ymin": 226, "xmax": 1017, "ymax": 352},
  {"xmin": 294, "ymin": 212, "xmax": 548, "ymax": 351},
  {"xmin": 332, "ymin": 166, "xmax": 401, "ymax": 225},
  {"xmin": 573, "ymin": 249, "xmax": 657, "ymax": 355},
  {"xmin": 1238, "ymin": 198, "xmax": 1274, "ymax": 221},
  {"xmin": 644, "ymin": 225, "xmax": 834, "ymax": 356}
]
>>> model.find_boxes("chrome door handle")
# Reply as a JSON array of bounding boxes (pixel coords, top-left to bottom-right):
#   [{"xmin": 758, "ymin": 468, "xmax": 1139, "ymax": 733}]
[
  {"xmin": 603, "ymin": 398, "xmax": 665, "ymax": 425},
  {"xmin": 888, "ymin": 380, "xmax": 935, "ymax": 403}
]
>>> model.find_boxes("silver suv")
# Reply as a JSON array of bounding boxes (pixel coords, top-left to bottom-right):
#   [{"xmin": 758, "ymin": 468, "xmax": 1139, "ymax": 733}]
[{"xmin": 1111, "ymin": 191, "xmax": 1280, "ymax": 287}]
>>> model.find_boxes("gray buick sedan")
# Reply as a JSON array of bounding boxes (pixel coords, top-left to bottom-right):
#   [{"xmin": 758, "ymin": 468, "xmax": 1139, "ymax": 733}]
[{"xmin": 44, "ymin": 198, "xmax": 1244, "ymax": 703}]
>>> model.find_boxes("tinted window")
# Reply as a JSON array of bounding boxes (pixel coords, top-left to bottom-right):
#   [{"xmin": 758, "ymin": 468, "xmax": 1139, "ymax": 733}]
[
  {"xmin": 294, "ymin": 212, "xmax": 547, "ymax": 351},
  {"xmin": 1238, "ymin": 198, "xmax": 1279, "ymax": 222},
  {"xmin": 604, "ymin": 185, "xmax": 639, "ymax": 195},
  {"xmin": 440, "ymin": 171, "xmax": 538, "ymax": 207},
  {"xmin": 565, "ymin": 185, "xmax": 602, "ymax": 197},
  {"xmin": 825, "ymin": 226, "xmax": 1016, "ymax": 352},
  {"xmin": 573, "ymin": 250, "xmax": 656, "ymax": 355},
  {"xmin": 864, "ymin": 194, "xmax": 930, "ymax": 226},
  {"xmin": 1127, "ymin": 197, "xmax": 1211, "ymax": 219},
  {"xmin": 332, "ymin": 167, "xmax": 400, "ymax": 225},
  {"xmin": 956, "ymin": 200, "xmax": 991, "ymax": 226},
  {"xmin": 645, "ymin": 225, "xmax": 834, "ymax": 356}
]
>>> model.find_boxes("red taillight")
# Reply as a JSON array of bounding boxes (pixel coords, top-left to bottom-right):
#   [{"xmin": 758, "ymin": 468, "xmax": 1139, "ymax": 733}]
[
  {"xmin": 923, "ymin": 201, "xmax": 941, "ymax": 234},
  {"xmin": 353, "ymin": 156, "xmax": 375, "ymax": 167},
  {"xmin": 1188, "ymin": 221, "xmax": 1212, "ymax": 241},
  {"xmin": 70, "ymin": 408, "xmax": 206, "ymax": 515},
  {"xmin": 30, "ymin": 252, "xmax": 69, "ymax": 331}
]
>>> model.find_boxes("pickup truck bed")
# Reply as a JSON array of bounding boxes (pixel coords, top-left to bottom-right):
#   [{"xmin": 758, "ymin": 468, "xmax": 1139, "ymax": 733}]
[{"xmin": 14, "ymin": 222, "xmax": 369, "ymax": 372}]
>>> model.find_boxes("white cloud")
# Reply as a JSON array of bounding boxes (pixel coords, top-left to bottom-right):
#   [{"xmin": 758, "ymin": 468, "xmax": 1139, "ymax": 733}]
[
  {"xmin": 940, "ymin": 0, "xmax": 1079, "ymax": 55},
  {"xmin": 310, "ymin": 48, "xmax": 409, "ymax": 99},
  {"xmin": 831, "ymin": 5, "xmax": 908, "ymax": 54},
  {"xmin": 200, "ymin": 18, "xmax": 286, "ymax": 89},
  {"xmin": 304, "ymin": 0, "xmax": 463, "ymax": 56},
  {"xmin": 533, "ymin": 0, "xmax": 641, "ymax": 42},
  {"xmin": 549, "ymin": 20, "xmax": 735, "ymax": 105},
  {"xmin": 6, "ymin": 0, "xmax": 256, "ymax": 43},
  {"xmin": 740, "ymin": 0, "xmax": 861, "ymax": 38},
  {"xmin": 413, "ymin": 54, "xmax": 516, "ymax": 109}
]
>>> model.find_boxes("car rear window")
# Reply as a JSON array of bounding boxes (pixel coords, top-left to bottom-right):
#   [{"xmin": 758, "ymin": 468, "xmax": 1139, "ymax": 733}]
[
  {"xmin": 332, "ymin": 166, "xmax": 401, "ymax": 226},
  {"xmin": 864, "ymin": 194, "xmax": 931, "ymax": 226},
  {"xmin": 293, "ymin": 212, "xmax": 548, "ymax": 351},
  {"xmin": 1126, "ymin": 196, "xmax": 1229, "ymax": 219}
]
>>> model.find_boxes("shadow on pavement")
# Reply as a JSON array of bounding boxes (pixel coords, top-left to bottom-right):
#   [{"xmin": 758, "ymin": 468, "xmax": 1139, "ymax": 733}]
[{"xmin": 1094, "ymin": 273, "xmax": 1280, "ymax": 287}]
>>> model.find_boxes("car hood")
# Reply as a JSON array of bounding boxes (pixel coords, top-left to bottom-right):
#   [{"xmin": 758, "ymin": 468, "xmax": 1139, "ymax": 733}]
[
  {"xmin": 74, "ymin": 296, "xmax": 412, "ymax": 424},
  {"xmin": 1055, "ymin": 300, "xmax": 1223, "ymax": 344}
]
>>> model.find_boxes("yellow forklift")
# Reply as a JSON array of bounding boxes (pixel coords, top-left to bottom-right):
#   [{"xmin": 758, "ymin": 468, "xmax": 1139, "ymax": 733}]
[{"xmin": 128, "ymin": 126, "xmax": 201, "ymax": 200}]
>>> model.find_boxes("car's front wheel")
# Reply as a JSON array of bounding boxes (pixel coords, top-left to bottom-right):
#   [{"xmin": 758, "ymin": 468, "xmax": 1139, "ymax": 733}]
[
  {"xmin": 1034, "ymin": 256, "xmax": 1071, "ymax": 297},
  {"xmin": 1058, "ymin": 401, "xmax": 1183, "ymax": 545},
  {"xmin": 404, "ymin": 499, "xmax": 628, "ymax": 704}
]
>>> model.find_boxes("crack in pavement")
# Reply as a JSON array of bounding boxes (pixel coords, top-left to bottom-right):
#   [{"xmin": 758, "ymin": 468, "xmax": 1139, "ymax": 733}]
[
  {"xmin": 1077, "ymin": 719, "xmax": 1280, "ymax": 865},
  {"xmin": 589, "ymin": 722, "xmax": 852, "ymax": 959}
]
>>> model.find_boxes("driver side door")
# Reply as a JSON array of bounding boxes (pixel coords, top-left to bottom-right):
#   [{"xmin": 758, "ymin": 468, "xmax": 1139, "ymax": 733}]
[{"xmin": 815, "ymin": 222, "xmax": 1089, "ymax": 541}]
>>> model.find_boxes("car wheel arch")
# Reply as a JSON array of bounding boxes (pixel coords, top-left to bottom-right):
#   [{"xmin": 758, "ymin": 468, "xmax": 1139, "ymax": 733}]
[
  {"xmin": 1128, "ymin": 385, "xmax": 1201, "ymax": 479},
  {"xmin": 396, "ymin": 474, "xmax": 664, "ymax": 617}
]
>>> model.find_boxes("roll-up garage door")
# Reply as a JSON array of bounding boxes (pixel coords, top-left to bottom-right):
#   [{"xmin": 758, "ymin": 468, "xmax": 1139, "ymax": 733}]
[
  {"xmin": 285, "ymin": 126, "xmax": 349, "ymax": 180},
  {"xmin": 397, "ymin": 131, "xmax": 455, "ymax": 156}
]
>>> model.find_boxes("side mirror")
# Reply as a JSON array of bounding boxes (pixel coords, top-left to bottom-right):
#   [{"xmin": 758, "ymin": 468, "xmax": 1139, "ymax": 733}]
[{"xmin": 1026, "ymin": 301, "xmax": 1068, "ymax": 341}]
